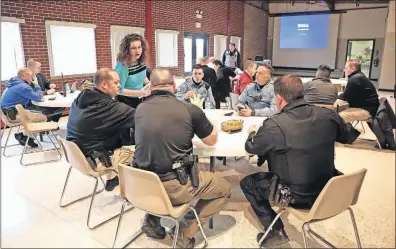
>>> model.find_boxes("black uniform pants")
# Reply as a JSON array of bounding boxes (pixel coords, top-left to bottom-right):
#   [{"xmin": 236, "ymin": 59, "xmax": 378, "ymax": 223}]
[{"xmin": 240, "ymin": 172, "xmax": 315, "ymax": 231}]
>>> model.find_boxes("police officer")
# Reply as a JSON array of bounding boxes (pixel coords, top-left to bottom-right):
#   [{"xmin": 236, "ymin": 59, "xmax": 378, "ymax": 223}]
[
  {"xmin": 237, "ymin": 64, "xmax": 278, "ymax": 117},
  {"xmin": 176, "ymin": 64, "xmax": 216, "ymax": 109},
  {"xmin": 240, "ymin": 75, "xmax": 360, "ymax": 247},
  {"xmin": 134, "ymin": 68, "xmax": 232, "ymax": 248}
]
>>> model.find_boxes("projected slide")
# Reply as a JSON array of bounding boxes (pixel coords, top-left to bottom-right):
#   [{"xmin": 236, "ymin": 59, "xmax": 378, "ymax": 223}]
[{"xmin": 280, "ymin": 14, "xmax": 330, "ymax": 49}]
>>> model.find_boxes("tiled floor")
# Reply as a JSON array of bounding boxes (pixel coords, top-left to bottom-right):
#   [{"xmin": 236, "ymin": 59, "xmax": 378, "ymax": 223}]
[{"xmin": 1, "ymin": 93, "xmax": 395, "ymax": 248}]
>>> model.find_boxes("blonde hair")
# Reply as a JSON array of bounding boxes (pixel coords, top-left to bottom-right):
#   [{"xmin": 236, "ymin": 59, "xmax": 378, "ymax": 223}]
[{"xmin": 27, "ymin": 59, "xmax": 40, "ymax": 68}]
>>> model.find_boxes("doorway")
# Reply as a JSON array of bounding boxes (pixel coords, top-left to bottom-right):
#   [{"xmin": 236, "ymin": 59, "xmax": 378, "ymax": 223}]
[
  {"xmin": 346, "ymin": 39, "xmax": 375, "ymax": 78},
  {"xmin": 184, "ymin": 33, "xmax": 209, "ymax": 76}
]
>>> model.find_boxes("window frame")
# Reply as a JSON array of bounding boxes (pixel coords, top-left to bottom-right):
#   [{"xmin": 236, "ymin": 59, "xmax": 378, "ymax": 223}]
[
  {"xmin": 45, "ymin": 20, "xmax": 97, "ymax": 77},
  {"xmin": 1, "ymin": 16, "xmax": 25, "ymax": 81},
  {"xmin": 155, "ymin": 29, "xmax": 179, "ymax": 68},
  {"xmin": 110, "ymin": 25, "xmax": 145, "ymax": 67}
]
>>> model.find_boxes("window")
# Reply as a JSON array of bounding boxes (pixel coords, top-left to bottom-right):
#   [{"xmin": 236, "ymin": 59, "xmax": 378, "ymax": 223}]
[
  {"xmin": 230, "ymin": 36, "xmax": 242, "ymax": 51},
  {"xmin": 214, "ymin": 35, "xmax": 227, "ymax": 61},
  {"xmin": 110, "ymin": 26, "xmax": 145, "ymax": 67},
  {"xmin": 155, "ymin": 29, "xmax": 179, "ymax": 67},
  {"xmin": 1, "ymin": 17, "xmax": 25, "ymax": 81},
  {"xmin": 46, "ymin": 21, "xmax": 97, "ymax": 77}
]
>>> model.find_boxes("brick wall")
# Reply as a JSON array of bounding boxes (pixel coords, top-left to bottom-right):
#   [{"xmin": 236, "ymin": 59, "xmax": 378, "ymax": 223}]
[{"xmin": 1, "ymin": 0, "xmax": 244, "ymax": 86}]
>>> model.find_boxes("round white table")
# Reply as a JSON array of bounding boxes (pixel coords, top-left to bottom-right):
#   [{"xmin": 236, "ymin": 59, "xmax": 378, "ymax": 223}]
[
  {"xmin": 32, "ymin": 91, "xmax": 81, "ymax": 108},
  {"xmin": 193, "ymin": 109, "xmax": 266, "ymax": 157}
]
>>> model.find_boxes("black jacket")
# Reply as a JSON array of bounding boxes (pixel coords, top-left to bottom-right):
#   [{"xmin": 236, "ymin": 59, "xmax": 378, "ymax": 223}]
[
  {"xmin": 215, "ymin": 66, "xmax": 236, "ymax": 101},
  {"xmin": 372, "ymin": 97, "xmax": 396, "ymax": 150},
  {"xmin": 36, "ymin": 73, "xmax": 51, "ymax": 91},
  {"xmin": 339, "ymin": 71, "xmax": 379, "ymax": 117},
  {"xmin": 66, "ymin": 88, "xmax": 135, "ymax": 155},
  {"xmin": 245, "ymin": 99, "xmax": 360, "ymax": 200},
  {"xmin": 202, "ymin": 65, "xmax": 217, "ymax": 88}
]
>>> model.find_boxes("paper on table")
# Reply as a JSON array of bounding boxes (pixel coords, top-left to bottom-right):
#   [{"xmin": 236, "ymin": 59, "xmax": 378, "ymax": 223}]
[{"xmin": 138, "ymin": 82, "xmax": 151, "ymax": 99}]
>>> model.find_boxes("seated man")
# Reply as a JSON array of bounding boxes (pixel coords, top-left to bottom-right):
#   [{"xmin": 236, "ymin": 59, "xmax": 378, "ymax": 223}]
[
  {"xmin": 1, "ymin": 68, "xmax": 47, "ymax": 147},
  {"xmin": 66, "ymin": 68, "xmax": 135, "ymax": 191},
  {"xmin": 134, "ymin": 68, "xmax": 231, "ymax": 248},
  {"xmin": 234, "ymin": 60, "xmax": 257, "ymax": 95},
  {"xmin": 27, "ymin": 59, "xmax": 65, "ymax": 122},
  {"xmin": 237, "ymin": 64, "xmax": 278, "ymax": 117},
  {"xmin": 176, "ymin": 64, "xmax": 216, "ymax": 109},
  {"xmin": 240, "ymin": 75, "xmax": 360, "ymax": 247},
  {"xmin": 303, "ymin": 64, "xmax": 338, "ymax": 105},
  {"xmin": 339, "ymin": 59, "xmax": 379, "ymax": 123}
]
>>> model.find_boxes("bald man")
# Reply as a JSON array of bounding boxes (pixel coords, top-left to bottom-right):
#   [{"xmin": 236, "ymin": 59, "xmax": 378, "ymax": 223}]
[
  {"xmin": 134, "ymin": 68, "xmax": 231, "ymax": 248},
  {"xmin": 1, "ymin": 68, "xmax": 47, "ymax": 147},
  {"xmin": 67, "ymin": 68, "xmax": 136, "ymax": 191},
  {"xmin": 207, "ymin": 56, "xmax": 215, "ymax": 69}
]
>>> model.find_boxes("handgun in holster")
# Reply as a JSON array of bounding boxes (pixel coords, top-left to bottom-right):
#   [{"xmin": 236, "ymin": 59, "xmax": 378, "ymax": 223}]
[
  {"xmin": 86, "ymin": 150, "xmax": 112, "ymax": 169},
  {"xmin": 269, "ymin": 174, "xmax": 293, "ymax": 208}
]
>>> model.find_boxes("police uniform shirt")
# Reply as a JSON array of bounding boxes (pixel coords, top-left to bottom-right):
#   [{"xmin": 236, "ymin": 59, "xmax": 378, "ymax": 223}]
[{"xmin": 134, "ymin": 90, "xmax": 214, "ymax": 174}]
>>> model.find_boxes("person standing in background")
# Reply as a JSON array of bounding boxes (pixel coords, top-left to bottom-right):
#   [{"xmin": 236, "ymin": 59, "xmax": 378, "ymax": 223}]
[
  {"xmin": 213, "ymin": 60, "xmax": 236, "ymax": 109},
  {"xmin": 207, "ymin": 57, "xmax": 216, "ymax": 69},
  {"xmin": 198, "ymin": 57, "xmax": 217, "ymax": 90},
  {"xmin": 115, "ymin": 34, "xmax": 151, "ymax": 145},
  {"xmin": 222, "ymin": 43, "xmax": 241, "ymax": 71}
]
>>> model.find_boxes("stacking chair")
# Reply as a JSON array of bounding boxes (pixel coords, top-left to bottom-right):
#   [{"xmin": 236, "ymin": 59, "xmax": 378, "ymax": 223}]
[
  {"xmin": 229, "ymin": 92, "xmax": 239, "ymax": 110},
  {"xmin": 58, "ymin": 137, "xmax": 133, "ymax": 230},
  {"xmin": 258, "ymin": 169, "xmax": 367, "ymax": 248},
  {"xmin": 15, "ymin": 104, "xmax": 62, "ymax": 165},
  {"xmin": 113, "ymin": 164, "xmax": 209, "ymax": 249},
  {"xmin": 0, "ymin": 108, "xmax": 22, "ymax": 157}
]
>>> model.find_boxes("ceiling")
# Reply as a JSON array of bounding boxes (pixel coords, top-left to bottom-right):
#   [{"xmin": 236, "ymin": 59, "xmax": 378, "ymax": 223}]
[{"xmin": 243, "ymin": 0, "xmax": 390, "ymax": 12}]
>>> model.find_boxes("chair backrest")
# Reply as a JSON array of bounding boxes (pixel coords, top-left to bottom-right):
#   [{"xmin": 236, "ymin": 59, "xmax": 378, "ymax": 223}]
[
  {"xmin": 58, "ymin": 137, "xmax": 98, "ymax": 177},
  {"xmin": 229, "ymin": 93, "xmax": 239, "ymax": 110},
  {"xmin": 118, "ymin": 164, "xmax": 174, "ymax": 216},
  {"xmin": 15, "ymin": 104, "xmax": 31, "ymax": 130},
  {"xmin": 309, "ymin": 169, "xmax": 367, "ymax": 220}
]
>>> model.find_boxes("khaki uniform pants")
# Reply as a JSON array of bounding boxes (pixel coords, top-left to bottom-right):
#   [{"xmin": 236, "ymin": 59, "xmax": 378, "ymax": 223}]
[
  {"xmin": 162, "ymin": 171, "xmax": 232, "ymax": 238},
  {"xmin": 339, "ymin": 108, "xmax": 370, "ymax": 123},
  {"xmin": 95, "ymin": 146, "xmax": 134, "ymax": 181}
]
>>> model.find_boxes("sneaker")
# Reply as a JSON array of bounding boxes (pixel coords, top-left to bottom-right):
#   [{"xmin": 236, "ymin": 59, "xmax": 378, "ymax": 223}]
[
  {"xmin": 257, "ymin": 228, "xmax": 289, "ymax": 247},
  {"xmin": 14, "ymin": 133, "xmax": 25, "ymax": 146},
  {"xmin": 168, "ymin": 226, "xmax": 195, "ymax": 249},
  {"xmin": 27, "ymin": 139, "xmax": 38, "ymax": 148},
  {"xmin": 105, "ymin": 176, "xmax": 119, "ymax": 191},
  {"xmin": 141, "ymin": 214, "xmax": 166, "ymax": 240}
]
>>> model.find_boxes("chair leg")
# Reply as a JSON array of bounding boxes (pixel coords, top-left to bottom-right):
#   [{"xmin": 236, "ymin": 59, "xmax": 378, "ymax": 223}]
[
  {"xmin": 302, "ymin": 223, "xmax": 309, "ymax": 248},
  {"xmin": 190, "ymin": 206, "xmax": 209, "ymax": 248},
  {"xmin": 258, "ymin": 208, "xmax": 286, "ymax": 247},
  {"xmin": 59, "ymin": 167, "xmax": 104, "ymax": 208},
  {"xmin": 348, "ymin": 207, "xmax": 362, "ymax": 248},
  {"xmin": 20, "ymin": 132, "xmax": 62, "ymax": 166},
  {"xmin": 2, "ymin": 126, "xmax": 23, "ymax": 157},
  {"xmin": 172, "ymin": 219, "xmax": 180, "ymax": 249},
  {"xmin": 306, "ymin": 222, "xmax": 336, "ymax": 248},
  {"xmin": 113, "ymin": 201, "xmax": 127, "ymax": 248}
]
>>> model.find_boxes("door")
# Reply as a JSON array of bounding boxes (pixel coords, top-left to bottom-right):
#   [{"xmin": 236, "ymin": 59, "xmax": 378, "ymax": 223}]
[
  {"xmin": 184, "ymin": 33, "xmax": 209, "ymax": 76},
  {"xmin": 346, "ymin": 40, "xmax": 375, "ymax": 78}
]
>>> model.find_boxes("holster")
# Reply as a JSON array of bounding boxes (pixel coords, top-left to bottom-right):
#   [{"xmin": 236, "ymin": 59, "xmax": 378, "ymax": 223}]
[
  {"xmin": 86, "ymin": 149, "xmax": 112, "ymax": 169},
  {"xmin": 269, "ymin": 174, "xmax": 293, "ymax": 208}
]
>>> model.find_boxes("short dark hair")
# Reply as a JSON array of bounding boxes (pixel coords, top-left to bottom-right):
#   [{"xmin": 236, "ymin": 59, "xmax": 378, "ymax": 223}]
[
  {"xmin": 93, "ymin": 68, "xmax": 117, "ymax": 86},
  {"xmin": 213, "ymin": 60, "xmax": 223, "ymax": 67},
  {"xmin": 273, "ymin": 75, "xmax": 304, "ymax": 103},
  {"xmin": 193, "ymin": 64, "xmax": 203, "ymax": 71},
  {"xmin": 258, "ymin": 64, "xmax": 274, "ymax": 76},
  {"xmin": 317, "ymin": 64, "xmax": 332, "ymax": 78},
  {"xmin": 230, "ymin": 42, "xmax": 236, "ymax": 47},
  {"xmin": 347, "ymin": 59, "xmax": 361, "ymax": 71}
]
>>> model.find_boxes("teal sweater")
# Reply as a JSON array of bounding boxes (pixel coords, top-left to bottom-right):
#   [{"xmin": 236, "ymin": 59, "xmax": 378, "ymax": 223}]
[{"xmin": 115, "ymin": 61, "xmax": 147, "ymax": 95}]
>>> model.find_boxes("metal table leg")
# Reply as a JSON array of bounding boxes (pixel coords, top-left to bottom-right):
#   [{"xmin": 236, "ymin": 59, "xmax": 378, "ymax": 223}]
[{"xmin": 209, "ymin": 156, "xmax": 215, "ymax": 229}]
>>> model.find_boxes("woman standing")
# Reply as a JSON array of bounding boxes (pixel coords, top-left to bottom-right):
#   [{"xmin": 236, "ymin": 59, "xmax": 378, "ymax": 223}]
[
  {"xmin": 115, "ymin": 34, "xmax": 150, "ymax": 109},
  {"xmin": 115, "ymin": 34, "xmax": 150, "ymax": 145}
]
